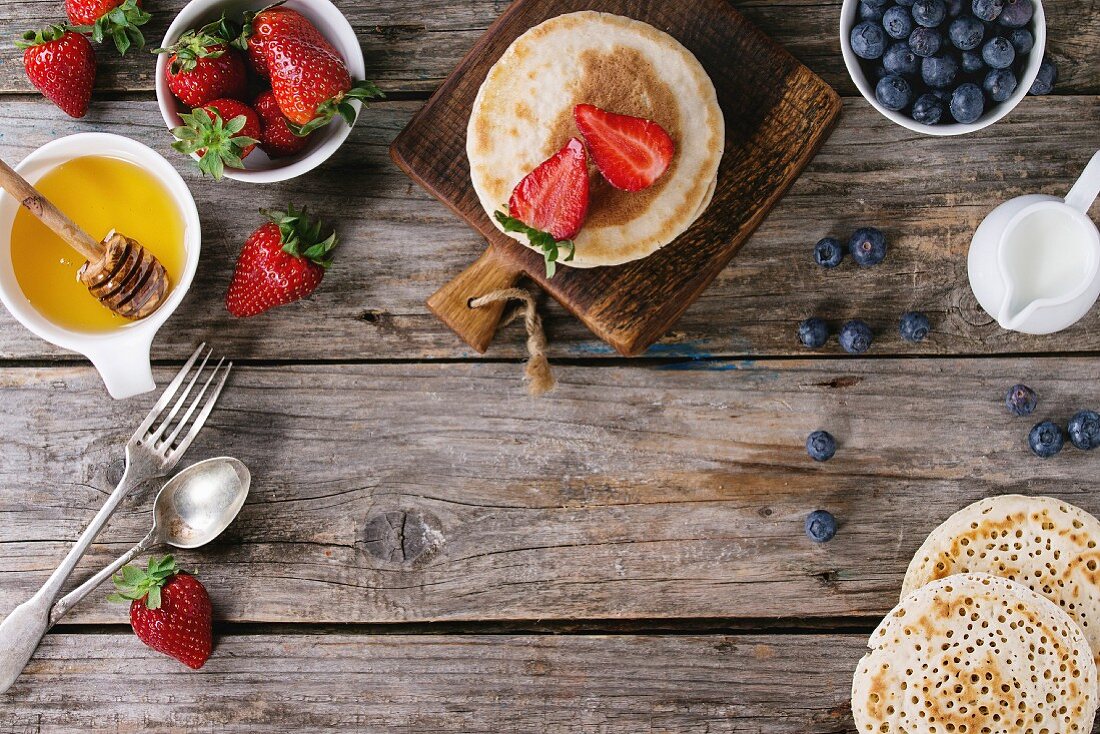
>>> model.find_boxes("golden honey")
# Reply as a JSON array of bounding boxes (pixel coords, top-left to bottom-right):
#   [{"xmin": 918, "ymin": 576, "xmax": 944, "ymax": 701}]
[{"xmin": 10, "ymin": 155, "xmax": 186, "ymax": 332}]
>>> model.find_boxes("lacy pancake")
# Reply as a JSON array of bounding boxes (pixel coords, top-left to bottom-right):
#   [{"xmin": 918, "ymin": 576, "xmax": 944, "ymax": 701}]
[
  {"xmin": 902, "ymin": 494, "xmax": 1100, "ymax": 676},
  {"xmin": 852, "ymin": 573, "xmax": 1097, "ymax": 734},
  {"xmin": 467, "ymin": 11, "xmax": 724, "ymax": 268}
]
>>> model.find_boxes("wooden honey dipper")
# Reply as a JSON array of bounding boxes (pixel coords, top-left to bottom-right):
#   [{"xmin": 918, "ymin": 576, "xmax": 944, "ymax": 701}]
[{"xmin": 0, "ymin": 157, "xmax": 169, "ymax": 320}]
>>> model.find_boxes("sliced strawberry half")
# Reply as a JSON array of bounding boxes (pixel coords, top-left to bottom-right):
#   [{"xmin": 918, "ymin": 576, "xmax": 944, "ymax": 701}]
[
  {"xmin": 495, "ymin": 137, "xmax": 589, "ymax": 278},
  {"xmin": 573, "ymin": 104, "xmax": 674, "ymax": 192}
]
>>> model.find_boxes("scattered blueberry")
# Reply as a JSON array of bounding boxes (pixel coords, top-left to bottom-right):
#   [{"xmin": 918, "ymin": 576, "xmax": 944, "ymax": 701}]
[
  {"xmin": 883, "ymin": 6, "xmax": 915, "ymax": 39},
  {"xmin": 947, "ymin": 16, "xmax": 985, "ymax": 50},
  {"xmin": 981, "ymin": 36, "xmax": 1015, "ymax": 68},
  {"xmin": 884, "ymin": 43, "xmax": 920, "ymax": 77},
  {"xmin": 899, "ymin": 311, "xmax": 930, "ymax": 342},
  {"xmin": 1029, "ymin": 56, "xmax": 1057, "ymax": 95},
  {"xmin": 839, "ymin": 320, "xmax": 874, "ymax": 354},
  {"xmin": 860, "ymin": 0, "xmax": 887, "ymax": 20},
  {"xmin": 813, "ymin": 237, "xmax": 845, "ymax": 267},
  {"xmin": 805, "ymin": 510, "xmax": 838, "ymax": 543},
  {"xmin": 1068, "ymin": 410, "xmax": 1100, "ymax": 451},
  {"xmin": 848, "ymin": 227, "xmax": 888, "ymax": 267},
  {"xmin": 960, "ymin": 49, "xmax": 985, "ymax": 74},
  {"xmin": 983, "ymin": 68, "xmax": 1018, "ymax": 102},
  {"xmin": 911, "ymin": 92, "xmax": 946, "ymax": 124},
  {"xmin": 799, "ymin": 317, "xmax": 830, "ymax": 349},
  {"xmin": 972, "ymin": 0, "xmax": 1004, "ymax": 21},
  {"xmin": 1007, "ymin": 27, "xmax": 1033, "ymax": 54},
  {"xmin": 852, "ymin": 21, "xmax": 889, "ymax": 59},
  {"xmin": 806, "ymin": 430, "xmax": 838, "ymax": 462},
  {"xmin": 876, "ymin": 74, "xmax": 913, "ymax": 110},
  {"xmin": 912, "ymin": 0, "xmax": 946, "ymax": 26},
  {"xmin": 1004, "ymin": 384, "xmax": 1037, "ymax": 416},
  {"xmin": 922, "ymin": 53, "xmax": 959, "ymax": 88},
  {"xmin": 997, "ymin": 0, "xmax": 1033, "ymax": 27},
  {"xmin": 950, "ymin": 82, "xmax": 985, "ymax": 123},
  {"xmin": 1029, "ymin": 420, "xmax": 1065, "ymax": 458},
  {"xmin": 908, "ymin": 26, "xmax": 943, "ymax": 57}
]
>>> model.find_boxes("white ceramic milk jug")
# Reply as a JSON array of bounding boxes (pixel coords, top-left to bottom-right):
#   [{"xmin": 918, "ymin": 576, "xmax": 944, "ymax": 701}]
[{"xmin": 968, "ymin": 150, "xmax": 1100, "ymax": 335}]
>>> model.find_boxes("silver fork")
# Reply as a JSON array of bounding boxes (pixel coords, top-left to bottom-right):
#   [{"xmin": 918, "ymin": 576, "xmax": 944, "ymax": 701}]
[{"xmin": 0, "ymin": 344, "xmax": 231, "ymax": 693}]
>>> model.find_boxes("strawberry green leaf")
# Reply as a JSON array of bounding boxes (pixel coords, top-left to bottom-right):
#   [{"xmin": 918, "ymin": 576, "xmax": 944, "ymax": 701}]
[
  {"xmin": 261, "ymin": 205, "xmax": 339, "ymax": 268},
  {"xmin": 494, "ymin": 210, "xmax": 575, "ymax": 278},
  {"xmin": 15, "ymin": 24, "xmax": 69, "ymax": 49},
  {"xmin": 289, "ymin": 79, "xmax": 386, "ymax": 137},
  {"xmin": 110, "ymin": 554, "xmax": 179, "ymax": 609},
  {"xmin": 153, "ymin": 14, "xmax": 236, "ymax": 70},
  {"xmin": 172, "ymin": 109, "xmax": 255, "ymax": 181}
]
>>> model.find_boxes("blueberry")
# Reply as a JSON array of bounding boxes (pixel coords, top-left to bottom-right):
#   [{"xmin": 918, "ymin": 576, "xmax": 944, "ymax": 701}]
[
  {"xmin": 806, "ymin": 431, "xmax": 838, "ymax": 462},
  {"xmin": 922, "ymin": 53, "xmax": 960, "ymax": 88},
  {"xmin": 805, "ymin": 510, "xmax": 838, "ymax": 542},
  {"xmin": 912, "ymin": 0, "xmax": 947, "ymax": 27},
  {"xmin": 997, "ymin": 0, "xmax": 1033, "ymax": 27},
  {"xmin": 950, "ymin": 82, "xmax": 985, "ymax": 123},
  {"xmin": 1029, "ymin": 420, "xmax": 1064, "ymax": 458},
  {"xmin": 870, "ymin": 63, "xmax": 891, "ymax": 81},
  {"xmin": 1067, "ymin": 410, "xmax": 1100, "ymax": 450},
  {"xmin": 813, "ymin": 237, "xmax": 844, "ymax": 267},
  {"xmin": 944, "ymin": 0, "xmax": 964, "ymax": 17},
  {"xmin": 1007, "ymin": 28, "xmax": 1033, "ymax": 54},
  {"xmin": 981, "ymin": 36, "xmax": 1015, "ymax": 69},
  {"xmin": 908, "ymin": 26, "xmax": 943, "ymax": 57},
  {"xmin": 876, "ymin": 74, "xmax": 913, "ymax": 110},
  {"xmin": 972, "ymin": 0, "xmax": 1003, "ymax": 21},
  {"xmin": 799, "ymin": 317, "xmax": 830, "ymax": 349},
  {"xmin": 960, "ymin": 49, "xmax": 986, "ymax": 73},
  {"xmin": 848, "ymin": 227, "xmax": 887, "ymax": 266},
  {"xmin": 899, "ymin": 311, "xmax": 931, "ymax": 342},
  {"xmin": 860, "ymin": 0, "xmax": 886, "ymax": 21},
  {"xmin": 883, "ymin": 43, "xmax": 920, "ymax": 76},
  {"xmin": 839, "ymin": 319, "xmax": 874, "ymax": 354},
  {"xmin": 883, "ymin": 6, "xmax": 915, "ymax": 39},
  {"xmin": 1004, "ymin": 384, "xmax": 1037, "ymax": 416},
  {"xmin": 864, "ymin": 0, "xmax": 892, "ymax": 7},
  {"xmin": 983, "ymin": 68, "xmax": 1018, "ymax": 102},
  {"xmin": 948, "ymin": 16, "xmax": 985, "ymax": 50},
  {"xmin": 851, "ymin": 21, "xmax": 889, "ymax": 59},
  {"xmin": 897, "ymin": 0, "xmax": 917, "ymax": 6},
  {"xmin": 911, "ymin": 92, "xmax": 946, "ymax": 124},
  {"xmin": 1029, "ymin": 57, "xmax": 1058, "ymax": 95}
]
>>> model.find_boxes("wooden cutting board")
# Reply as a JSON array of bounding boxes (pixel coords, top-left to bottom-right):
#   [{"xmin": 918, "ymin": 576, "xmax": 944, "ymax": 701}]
[{"xmin": 391, "ymin": 0, "xmax": 842, "ymax": 357}]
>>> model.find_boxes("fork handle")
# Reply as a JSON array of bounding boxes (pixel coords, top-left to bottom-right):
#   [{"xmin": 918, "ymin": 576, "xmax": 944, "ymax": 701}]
[{"xmin": 49, "ymin": 530, "xmax": 159, "ymax": 627}]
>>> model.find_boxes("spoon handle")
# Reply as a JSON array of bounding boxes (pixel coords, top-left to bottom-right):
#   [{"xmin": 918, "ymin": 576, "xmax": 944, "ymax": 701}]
[
  {"xmin": 48, "ymin": 530, "xmax": 159, "ymax": 628},
  {"xmin": 1065, "ymin": 150, "xmax": 1100, "ymax": 215}
]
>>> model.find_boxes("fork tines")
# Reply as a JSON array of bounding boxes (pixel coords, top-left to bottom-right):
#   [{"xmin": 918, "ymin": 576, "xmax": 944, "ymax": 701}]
[{"xmin": 132, "ymin": 344, "xmax": 232, "ymax": 462}]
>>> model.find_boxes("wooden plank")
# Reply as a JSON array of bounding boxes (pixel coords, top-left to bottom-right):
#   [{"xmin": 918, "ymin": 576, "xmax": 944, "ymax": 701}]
[
  {"xmin": 1, "ymin": 632, "xmax": 861, "ymax": 732},
  {"xmin": 0, "ymin": 0, "xmax": 1096, "ymax": 96},
  {"xmin": 0, "ymin": 97, "xmax": 1098, "ymax": 361},
  {"xmin": 1, "ymin": 357, "xmax": 1099, "ymax": 624}
]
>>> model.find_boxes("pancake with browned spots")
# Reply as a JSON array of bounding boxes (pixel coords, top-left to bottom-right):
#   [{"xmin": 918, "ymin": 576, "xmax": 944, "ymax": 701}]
[
  {"xmin": 903, "ymin": 495, "xmax": 1100, "ymax": 678},
  {"xmin": 852, "ymin": 573, "xmax": 1097, "ymax": 734},
  {"xmin": 467, "ymin": 11, "xmax": 724, "ymax": 268}
]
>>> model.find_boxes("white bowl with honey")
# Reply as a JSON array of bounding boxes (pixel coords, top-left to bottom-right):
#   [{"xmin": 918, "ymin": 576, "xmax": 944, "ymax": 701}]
[{"xmin": 0, "ymin": 134, "xmax": 200, "ymax": 399}]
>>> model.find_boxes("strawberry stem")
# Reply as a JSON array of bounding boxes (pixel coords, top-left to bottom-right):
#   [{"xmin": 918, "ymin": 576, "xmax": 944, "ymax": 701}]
[
  {"xmin": 494, "ymin": 210, "xmax": 575, "ymax": 278},
  {"xmin": 15, "ymin": 24, "xmax": 70, "ymax": 49},
  {"xmin": 288, "ymin": 80, "xmax": 385, "ymax": 137},
  {"xmin": 107, "ymin": 554, "xmax": 180, "ymax": 610},
  {"xmin": 152, "ymin": 15, "xmax": 238, "ymax": 72},
  {"xmin": 70, "ymin": 0, "xmax": 150, "ymax": 55},
  {"xmin": 171, "ymin": 107, "xmax": 257, "ymax": 180},
  {"xmin": 263, "ymin": 205, "xmax": 338, "ymax": 268}
]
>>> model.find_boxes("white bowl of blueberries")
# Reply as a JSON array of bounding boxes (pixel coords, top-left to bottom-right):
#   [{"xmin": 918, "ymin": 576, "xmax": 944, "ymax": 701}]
[{"xmin": 841, "ymin": 0, "xmax": 1057, "ymax": 134}]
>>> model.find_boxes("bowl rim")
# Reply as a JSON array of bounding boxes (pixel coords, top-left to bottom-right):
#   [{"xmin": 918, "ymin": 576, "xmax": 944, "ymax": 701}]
[
  {"xmin": 155, "ymin": 0, "xmax": 367, "ymax": 183},
  {"xmin": 839, "ymin": 0, "xmax": 1046, "ymax": 136}
]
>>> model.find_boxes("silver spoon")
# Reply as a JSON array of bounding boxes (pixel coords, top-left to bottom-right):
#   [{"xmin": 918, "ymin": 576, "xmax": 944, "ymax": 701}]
[{"xmin": 49, "ymin": 456, "xmax": 250, "ymax": 625}]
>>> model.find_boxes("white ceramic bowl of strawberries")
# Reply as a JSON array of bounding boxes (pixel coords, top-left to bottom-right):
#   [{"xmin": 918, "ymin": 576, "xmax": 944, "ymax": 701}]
[{"xmin": 155, "ymin": 0, "xmax": 367, "ymax": 183}]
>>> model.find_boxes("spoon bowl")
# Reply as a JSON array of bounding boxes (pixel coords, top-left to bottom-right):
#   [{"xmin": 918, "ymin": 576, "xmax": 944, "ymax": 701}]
[{"xmin": 154, "ymin": 457, "xmax": 250, "ymax": 548}]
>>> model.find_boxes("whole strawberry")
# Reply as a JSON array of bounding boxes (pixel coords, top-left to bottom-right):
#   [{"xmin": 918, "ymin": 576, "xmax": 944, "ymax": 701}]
[
  {"xmin": 239, "ymin": 6, "xmax": 383, "ymax": 134},
  {"xmin": 154, "ymin": 17, "xmax": 247, "ymax": 108},
  {"xmin": 171, "ymin": 98, "xmax": 261, "ymax": 180},
  {"xmin": 226, "ymin": 206, "xmax": 337, "ymax": 317},
  {"xmin": 254, "ymin": 90, "xmax": 308, "ymax": 159},
  {"xmin": 16, "ymin": 25, "xmax": 96, "ymax": 119},
  {"xmin": 108, "ymin": 555, "xmax": 213, "ymax": 670},
  {"xmin": 66, "ymin": 0, "xmax": 150, "ymax": 55}
]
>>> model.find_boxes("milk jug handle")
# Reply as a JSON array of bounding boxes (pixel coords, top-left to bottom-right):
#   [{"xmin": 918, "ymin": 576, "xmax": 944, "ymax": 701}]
[{"xmin": 1065, "ymin": 150, "xmax": 1100, "ymax": 215}]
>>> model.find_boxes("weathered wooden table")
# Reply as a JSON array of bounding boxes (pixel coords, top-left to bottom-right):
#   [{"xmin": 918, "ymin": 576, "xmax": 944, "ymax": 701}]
[{"xmin": 0, "ymin": 0, "xmax": 1096, "ymax": 730}]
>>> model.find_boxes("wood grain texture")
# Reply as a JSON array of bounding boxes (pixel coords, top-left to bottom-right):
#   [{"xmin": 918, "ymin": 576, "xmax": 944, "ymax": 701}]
[
  {"xmin": 0, "ymin": 98, "xmax": 1097, "ymax": 361},
  {"xmin": 1, "ymin": 358, "xmax": 1099, "ymax": 625},
  {"xmin": 0, "ymin": 0, "xmax": 1096, "ymax": 96},
  {"xmin": 394, "ymin": 0, "xmax": 842, "ymax": 355},
  {"xmin": 0, "ymin": 632, "xmax": 861, "ymax": 732}
]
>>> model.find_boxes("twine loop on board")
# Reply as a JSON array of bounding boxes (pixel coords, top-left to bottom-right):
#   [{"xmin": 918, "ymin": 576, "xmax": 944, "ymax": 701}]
[{"xmin": 468, "ymin": 288, "xmax": 555, "ymax": 396}]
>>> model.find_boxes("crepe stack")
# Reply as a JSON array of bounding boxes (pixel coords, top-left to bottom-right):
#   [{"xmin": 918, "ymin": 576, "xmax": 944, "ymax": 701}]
[
  {"xmin": 467, "ymin": 11, "xmax": 725, "ymax": 268},
  {"xmin": 852, "ymin": 495, "xmax": 1100, "ymax": 733}
]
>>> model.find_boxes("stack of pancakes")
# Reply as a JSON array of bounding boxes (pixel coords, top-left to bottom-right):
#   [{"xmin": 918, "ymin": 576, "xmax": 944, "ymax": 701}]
[
  {"xmin": 467, "ymin": 11, "xmax": 725, "ymax": 269},
  {"xmin": 853, "ymin": 495, "xmax": 1100, "ymax": 733}
]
